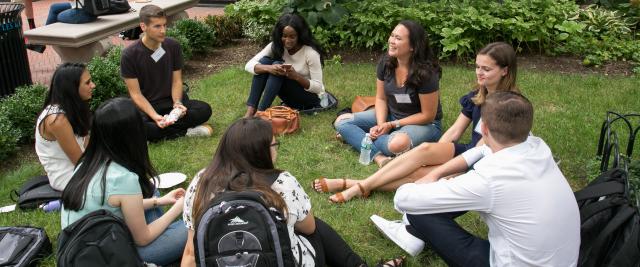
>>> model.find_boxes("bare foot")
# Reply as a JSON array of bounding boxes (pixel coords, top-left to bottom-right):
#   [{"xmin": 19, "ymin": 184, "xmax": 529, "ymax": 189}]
[
  {"xmin": 244, "ymin": 106, "xmax": 256, "ymax": 118},
  {"xmin": 329, "ymin": 183, "xmax": 369, "ymax": 203},
  {"xmin": 375, "ymin": 256, "xmax": 406, "ymax": 267},
  {"xmin": 313, "ymin": 178, "xmax": 347, "ymax": 193},
  {"xmin": 374, "ymin": 154, "xmax": 393, "ymax": 168}
]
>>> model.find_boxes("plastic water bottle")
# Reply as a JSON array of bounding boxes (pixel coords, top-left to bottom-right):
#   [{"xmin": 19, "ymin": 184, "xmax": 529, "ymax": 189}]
[
  {"xmin": 42, "ymin": 200, "xmax": 61, "ymax": 212},
  {"xmin": 166, "ymin": 107, "xmax": 183, "ymax": 123},
  {"xmin": 319, "ymin": 92, "xmax": 329, "ymax": 108},
  {"xmin": 359, "ymin": 134, "xmax": 373, "ymax": 165}
]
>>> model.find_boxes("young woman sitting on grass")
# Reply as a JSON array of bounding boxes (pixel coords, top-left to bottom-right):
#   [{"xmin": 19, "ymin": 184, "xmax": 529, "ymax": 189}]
[
  {"xmin": 316, "ymin": 42, "xmax": 520, "ymax": 203},
  {"xmin": 334, "ymin": 20, "xmax": 443, "ymax": 172},
  {"xmin": 60, "ymin": 97, "xmax": 187, "ymax": 266},
  {"xmin": 36, "ymin": 63, "xmax": 93, "ymax": 191},
  {"xmin": 244, "ymin": 13, "xmax": 327, "ymax": 117},
  {"xmin": 181, "ymin": 117, "xmax": 405, "ymax": 267}
]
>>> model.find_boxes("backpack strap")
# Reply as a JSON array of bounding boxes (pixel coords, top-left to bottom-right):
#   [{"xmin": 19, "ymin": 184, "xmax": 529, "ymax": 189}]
[
  {"xmin": 574, "ymin": 181, "xmax": 625, "ymax": 201},
  {"xmin": 582, "ymin": 205, "xmax": 636, "ymax": 267},
  {"xmin": 265, "ymin": 171, "xmax": 282, "ymax": 185},
  {"xmin": 579, "ymin": 196, "xmax": 627, "ymax": 223}
]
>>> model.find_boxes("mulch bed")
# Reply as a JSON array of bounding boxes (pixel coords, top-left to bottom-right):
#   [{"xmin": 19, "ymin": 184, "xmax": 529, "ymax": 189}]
[{"xmin": 184, "ymin": 39, "xmax": 636, "ymax": 80}]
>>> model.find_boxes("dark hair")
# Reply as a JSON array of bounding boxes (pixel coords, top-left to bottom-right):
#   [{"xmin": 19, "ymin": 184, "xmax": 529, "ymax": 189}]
[
  {"xmin": 270, "ymin": 13, "xmax": 325, "ymax": 66},
  {"xmin": 42, "ymin": 62, "xmax": 91, "ymax": 137},
  {"xmin": 192, "ymin": 117, "xmax": 287, "ymax": 226},
  {"xmin": 382, "ymin": 20, "xmax": 441, "ymax": 89},
  {"xmin": 62, "ymin": 97, "xmax": 156, "ymax": 210},
  {"xmin": 139, "ymin": 4, "xmax": 166, "ymax": 25},
  {"xmin": 481, "ymin": 91, "xmax": 533, "ymax": 144},
  {"xmin": 472, "ymin": 42, "xmax": 519, "ymax": 105}
]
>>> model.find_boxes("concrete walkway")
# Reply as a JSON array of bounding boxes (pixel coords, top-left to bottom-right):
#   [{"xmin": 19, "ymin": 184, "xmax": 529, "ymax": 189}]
[{"xmin": 18, "ymin": 0, "xmax": 223, "ymax": 85}]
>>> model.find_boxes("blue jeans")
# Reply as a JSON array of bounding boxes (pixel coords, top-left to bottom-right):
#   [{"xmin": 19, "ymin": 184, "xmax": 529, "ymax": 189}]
[
  {"xmin": 335, "ymin": 109, "xmax": 441, "ymax": 158},
  {"xmin": 406, "ymin": 212, "xmax": 489, "ymax": 267},
  {"xmin": 247, "ymin": 56, "xmax": 320, "ymax": 111},
  {"xmin": 137, "ymin": 194, "xmax": 188, "ymax": 265},
  {"xmin": 46, "ymin": 3, "xmax": 96, "ymax": 25}
]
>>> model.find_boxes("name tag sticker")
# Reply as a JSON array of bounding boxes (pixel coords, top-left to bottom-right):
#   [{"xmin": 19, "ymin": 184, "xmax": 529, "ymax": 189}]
[
  {"xmin": 394, "ymin": 94, "xmax": 412, "ymax": 104},
  {"xmin": 150, "ymin": 46, "xmax": 166, "ymax": 62},
  {"xmin": 474, "ymin": 118, "xmax": 483, "ymax": 134}
]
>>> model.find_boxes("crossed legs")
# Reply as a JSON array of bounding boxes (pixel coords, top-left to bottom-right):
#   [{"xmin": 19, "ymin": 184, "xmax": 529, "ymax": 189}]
[{"xmin": 314, "ymin": 142, "xmax": 456, "ymax": 202}]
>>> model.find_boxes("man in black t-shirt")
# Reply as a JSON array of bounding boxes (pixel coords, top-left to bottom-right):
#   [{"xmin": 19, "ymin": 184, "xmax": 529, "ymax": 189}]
[{"xmin": 121, "ymin": 5, "xmax": 212, "ymax": 142}]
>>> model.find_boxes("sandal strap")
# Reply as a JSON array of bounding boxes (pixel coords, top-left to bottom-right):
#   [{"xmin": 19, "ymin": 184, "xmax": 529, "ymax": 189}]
[
  {"xmin": 356, "ymin": 183, "xmax": 370, "ymax": 198},
  {"xmin": 341, "ymin": 178, "xmax": 347, "ymax": 191},
  {"xmin": 314, "ymin": 177, "xmax": 329, "ymax": 193},
  {"xmin": 329, "ymin": 192, "xmax": 345, "ymax": 203}
]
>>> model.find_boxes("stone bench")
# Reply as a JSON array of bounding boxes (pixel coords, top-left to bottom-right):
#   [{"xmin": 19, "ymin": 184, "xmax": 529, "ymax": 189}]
[{"xmin": 23, "ymin": 0, "xmax": 196, "ymax": 62}]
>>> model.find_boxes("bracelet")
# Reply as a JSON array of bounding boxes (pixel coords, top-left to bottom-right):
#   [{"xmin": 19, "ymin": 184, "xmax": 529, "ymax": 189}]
[
  {"xmin": 394, "ymin": 120, "xmax": 401, "ymax": 128},
  {"xmin": 152, "ymin": 198, "xmax": 158, "ymax": 207},
  {"xmin": 173, "ymin": 101, "xmax": 183, "ymax": 107}
]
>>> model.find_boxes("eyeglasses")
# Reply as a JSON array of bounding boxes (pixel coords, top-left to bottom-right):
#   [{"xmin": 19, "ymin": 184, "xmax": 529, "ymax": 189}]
[{"xmin": 270, "ymin": 141, "xmax": 280, "ymax": 149}]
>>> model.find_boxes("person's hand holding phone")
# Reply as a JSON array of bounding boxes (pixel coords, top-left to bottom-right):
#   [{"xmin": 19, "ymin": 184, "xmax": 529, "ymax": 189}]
[
  {"xmin": 282, "ymin": 64, "xmax": 297, "ymax": 78},
  {"xmin": 269, "ymin": 64, "xmax": 286, "ymax": 76}
]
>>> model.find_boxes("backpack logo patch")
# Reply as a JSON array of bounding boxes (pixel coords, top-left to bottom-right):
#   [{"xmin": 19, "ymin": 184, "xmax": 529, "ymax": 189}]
[{"xmin": 228, "ymin": 216, "xmax": 248, "ymax": 226}]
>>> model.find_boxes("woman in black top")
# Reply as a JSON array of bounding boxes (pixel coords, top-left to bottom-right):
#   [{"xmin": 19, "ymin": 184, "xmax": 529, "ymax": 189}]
[{"xmin": 334, "ymin": 20, "xmax": 443, "ymax": 171}]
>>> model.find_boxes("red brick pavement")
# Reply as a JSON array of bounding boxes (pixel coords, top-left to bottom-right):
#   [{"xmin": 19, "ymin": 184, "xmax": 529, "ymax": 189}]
[{"xmin": 18, "ymin": 0, "xmax": 223, "ymax": 85}]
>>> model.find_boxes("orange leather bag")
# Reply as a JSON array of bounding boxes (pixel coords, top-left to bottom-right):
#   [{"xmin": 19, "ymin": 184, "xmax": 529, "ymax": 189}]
[
  {"xmin": 256, "ymin": 106, "xmax": 300, "ymax": 135},
  {"xmin": 351, "ymin": 96, "xmax": 376, "ymax": 113}
]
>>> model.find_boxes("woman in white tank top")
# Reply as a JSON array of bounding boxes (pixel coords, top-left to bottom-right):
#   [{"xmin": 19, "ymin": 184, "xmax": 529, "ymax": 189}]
[{"xmin": 35, "ymin": 63, "xmax": 95, "ymax": 191}]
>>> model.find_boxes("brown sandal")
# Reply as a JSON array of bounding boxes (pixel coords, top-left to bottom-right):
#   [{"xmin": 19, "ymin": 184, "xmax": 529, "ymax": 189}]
[
  {"xmin": 313, "ymin": 177, "xmax": 347, "ymax": 193},
  {"xmin": 329, "ymin": 183, "xmax": 369, "ymax": 204}
]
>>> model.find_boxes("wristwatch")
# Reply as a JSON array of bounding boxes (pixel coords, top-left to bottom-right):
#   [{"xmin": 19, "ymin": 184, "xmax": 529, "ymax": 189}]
[{"xmin": 394, "ymin": 120, "xmax": 401, "ymax": 128}]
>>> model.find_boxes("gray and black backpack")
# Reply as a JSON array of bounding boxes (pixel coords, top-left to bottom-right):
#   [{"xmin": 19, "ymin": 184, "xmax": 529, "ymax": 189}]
[{"xmin": 194, "ymin": 190, "xmax": 297, "ymax": 267}]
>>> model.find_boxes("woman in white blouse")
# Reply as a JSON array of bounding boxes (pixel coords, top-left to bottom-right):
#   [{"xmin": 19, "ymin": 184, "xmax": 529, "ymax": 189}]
[
  {"xmin": 36, "ymin": 63, "xmax": 94, "ymax": 191},
  {"xmin": 244, "ymin": 13, "xmax": 326, "ymax": 117},
  {"xmin": 181, "ymin": 118, "xmax": 404, "ymax": 267}
]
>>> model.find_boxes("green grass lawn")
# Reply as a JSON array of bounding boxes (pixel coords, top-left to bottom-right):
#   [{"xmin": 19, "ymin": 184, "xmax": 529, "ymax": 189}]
[{"xmin": 1, "ymin": 63, "xmax": 639, "ymax": 266}]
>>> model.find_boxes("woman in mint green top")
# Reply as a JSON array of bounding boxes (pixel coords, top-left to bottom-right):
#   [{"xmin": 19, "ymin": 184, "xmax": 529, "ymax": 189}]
[
  {"xmin": 61, "ymin": 97, "xmax": 187, "ymax": 266},
  {"xmin": 61, "ymin": 162, "xmax": 143, "ymax": 227}
]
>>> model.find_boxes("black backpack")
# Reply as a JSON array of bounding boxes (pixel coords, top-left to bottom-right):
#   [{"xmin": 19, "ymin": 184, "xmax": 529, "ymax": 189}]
[
  {"xmin": 0, "ymin": 226, "xmax": 52, "ymax": 267},
  {"xmin": 10, "ymin": 175, "xmax": 61, "ymax": 210},
  {"xmin": 194, "ymin": 190, "xmax": 297, "ymax": 267},
  {"xmin": 57, "ymin": 209, "xmax": 144, "ymax": 267},
  {"xmin": 575, "ymin": 168, "xmax": 640, "ymax": 267}
]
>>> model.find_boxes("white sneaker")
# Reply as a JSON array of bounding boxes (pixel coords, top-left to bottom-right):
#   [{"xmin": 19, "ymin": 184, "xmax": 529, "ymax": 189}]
[
  {"xmin": 186, "ymin": 124, "xmax": 213, "ymax": 137},
  {"xmin": 370, "ymin": 214, "xmax": 424, "ymax": 257}
]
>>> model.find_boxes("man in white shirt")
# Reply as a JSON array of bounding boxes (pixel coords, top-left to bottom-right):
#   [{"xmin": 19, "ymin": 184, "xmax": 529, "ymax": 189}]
[{"xmin": 371, "ymin": 92, "xmax": 580, "ymax": 266}]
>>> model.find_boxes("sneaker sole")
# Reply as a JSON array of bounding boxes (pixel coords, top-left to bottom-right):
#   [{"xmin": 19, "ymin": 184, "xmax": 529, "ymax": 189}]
[{"xmin": 370, "ymin": 215, "xmax": 423, "ymax": 257}]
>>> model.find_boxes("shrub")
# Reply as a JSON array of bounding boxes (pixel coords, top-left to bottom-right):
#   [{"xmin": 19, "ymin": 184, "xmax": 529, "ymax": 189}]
[
  {"xmin": 170, "ymin": 19, "xmax": 216, "ymax": 54},
  {"xmin": 226, "ymin": 0, "xmax": 284, "ymax": 44},
  {"xmin": 0, "ymin": 84, "xmax": 47, "ymax": 144},
  {"xmin": 204, "ymin": 14, "xmax": 243, "ymax": 46},
  {"xmin": 166, "ymin": 29, "xmax": 194, "ymax": 60},
  {"xmin": 282, "ymin": 0, "xmax": 348, "ymax": 27},
  {"xmin": 579, "ymin": 5, "xmax": 633, "ymax": 36},
  {"xmin": 0, "ymin": 113, "xmax": 20, "ymax": 161},
  {"xmin": 87, "ymin": 46, "xmax": 128, "ymax": 110},
  {"xmin": 230, "ymin": 0, "xmax": 640, "ymax": 66}
]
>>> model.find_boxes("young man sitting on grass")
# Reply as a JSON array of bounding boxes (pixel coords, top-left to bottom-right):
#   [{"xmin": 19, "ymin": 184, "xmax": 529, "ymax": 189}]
[
  {"xmin": 121, "ymin": 5, "xmax": 212, "ymax": 142},
  {"xmin": 371, "ymin": 91, "xmax": 581, "ymax": 266}
]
